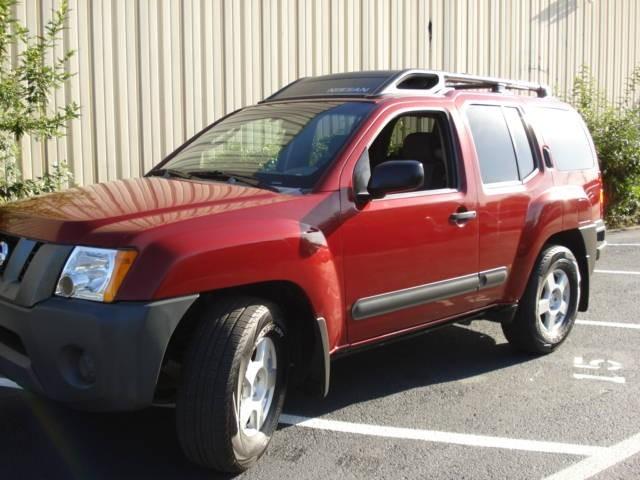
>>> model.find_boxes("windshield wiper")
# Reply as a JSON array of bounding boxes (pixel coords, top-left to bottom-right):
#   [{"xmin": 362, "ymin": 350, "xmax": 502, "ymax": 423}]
[
  {"xmin": 187, "ymin": 170, "xmax": 280, "ymax": 192},
  {"xmin": 149, "ymin": 168, "xmax": 279, "ymax": 192},
  {"xmin": 147, "ymin": 168, "xmax": 193, "ymax": 180}
]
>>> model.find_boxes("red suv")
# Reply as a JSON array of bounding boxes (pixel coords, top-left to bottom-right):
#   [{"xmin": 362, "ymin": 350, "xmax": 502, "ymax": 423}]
[{"xmin": 0, "ymin": 70, "xmax": 605, "ymax": 472}]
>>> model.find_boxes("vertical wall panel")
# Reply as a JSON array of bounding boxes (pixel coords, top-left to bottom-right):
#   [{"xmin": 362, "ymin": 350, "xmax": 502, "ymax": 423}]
[{"xmin": 11, "ymin": 0, "xmax": 640, "ymax": 187}]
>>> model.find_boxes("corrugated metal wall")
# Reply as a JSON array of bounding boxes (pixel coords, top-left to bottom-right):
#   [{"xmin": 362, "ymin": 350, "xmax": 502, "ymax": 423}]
[{"xmin": 11, "ymin": 0, "xmax": 640, "ymax": 187}]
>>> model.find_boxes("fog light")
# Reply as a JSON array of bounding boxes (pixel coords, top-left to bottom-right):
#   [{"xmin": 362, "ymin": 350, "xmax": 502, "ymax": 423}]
[
  {"xmin": 78, "ymin": 351, "xmax": 96, "ymax": 384},
  {"xmin": 59, "ymin": 346, "xmax": 96, "ymax": 388}
]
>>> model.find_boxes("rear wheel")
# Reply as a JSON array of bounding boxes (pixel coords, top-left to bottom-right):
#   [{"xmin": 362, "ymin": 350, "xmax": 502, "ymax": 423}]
[
  {"xmin": 176, "ymin": 296, "xmax": 288, "ymax": 473},
  {"xmin": 502, "ymin": 245, "xmax": 580, "ymax": 354}
]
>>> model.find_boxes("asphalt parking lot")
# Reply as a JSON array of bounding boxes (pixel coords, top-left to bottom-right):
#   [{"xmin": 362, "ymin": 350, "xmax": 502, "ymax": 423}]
[{"xmin": 1, "ymin": 229, "xmax": 639, "ymax": 480}]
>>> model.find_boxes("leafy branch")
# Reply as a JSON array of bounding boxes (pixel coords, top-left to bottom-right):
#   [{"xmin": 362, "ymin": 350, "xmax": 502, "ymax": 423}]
[
  {"xmin": 0, "ymin": 0, "xmax": 77, "ymax": 203},
  {"xmin": 570, "ymin": 66, "xmax": 640, "ymax": 227}
]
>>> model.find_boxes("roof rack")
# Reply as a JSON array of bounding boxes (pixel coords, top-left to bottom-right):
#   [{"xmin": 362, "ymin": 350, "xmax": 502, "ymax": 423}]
[
  {"xmin": 262, "ymin": 69, "xmax": 551, "ymax": 102},
  {"xmin": 437, "ymin": 71, "xmax": 551, "ymax": 98}
]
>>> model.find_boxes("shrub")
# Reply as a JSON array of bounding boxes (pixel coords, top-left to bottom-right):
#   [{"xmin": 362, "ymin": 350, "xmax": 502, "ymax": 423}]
[
  {"xmin": 0, "ymin": 0, "xmax": 78, "ymax": 203},
  {"xmin": 570, "ymin": 66, "xmax": 640, "ymax": 227}
]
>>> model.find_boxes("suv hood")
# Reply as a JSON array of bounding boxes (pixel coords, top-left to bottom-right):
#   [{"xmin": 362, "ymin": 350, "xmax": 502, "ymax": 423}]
[{"xmin": 0, "ymin": 177, "xmax": 293, "ymax": 246}]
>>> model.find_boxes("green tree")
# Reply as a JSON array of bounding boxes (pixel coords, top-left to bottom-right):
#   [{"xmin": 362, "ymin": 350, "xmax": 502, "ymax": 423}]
[
  {"xmin": 0, "ymin": 0, "xmax": 78, "ymax": 202},
  {"xmin": 570, "ymin": 66, "xmax": 640, "ymax": 227}
]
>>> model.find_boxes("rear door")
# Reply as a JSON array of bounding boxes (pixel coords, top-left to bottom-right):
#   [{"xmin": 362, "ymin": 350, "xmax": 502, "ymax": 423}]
[{"xmin": 461, "ymin": 100, "xmax": 543, "ymax": 302}]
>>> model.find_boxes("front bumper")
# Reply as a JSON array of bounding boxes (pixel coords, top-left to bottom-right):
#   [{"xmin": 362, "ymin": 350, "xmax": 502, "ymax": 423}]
[{"xmin": 0, "ymin": 294, "xmax": 197, "ymax": 411}]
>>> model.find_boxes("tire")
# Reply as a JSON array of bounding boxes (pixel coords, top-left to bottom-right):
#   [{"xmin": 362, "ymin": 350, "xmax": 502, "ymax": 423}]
[
  {"xmin": 502, "ymin": 245, "xmax": 580, "ymax": 355},
  {"xmin": 176, "ymin": 296, "xmax": 288, "ymax": 473}
]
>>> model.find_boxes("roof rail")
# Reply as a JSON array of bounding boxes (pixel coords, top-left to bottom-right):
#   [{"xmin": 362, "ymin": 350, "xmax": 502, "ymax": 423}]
[
  {"xmin": 442, "ymin": 72, "xmax": 550, "ymax": 98},
  {"xmin": 261, "ymin": 70, "xmax": 551, "ymax": 103},
  {"xmin": 378, "ymin": 70, "xmax": 551, "ymax": 98}
]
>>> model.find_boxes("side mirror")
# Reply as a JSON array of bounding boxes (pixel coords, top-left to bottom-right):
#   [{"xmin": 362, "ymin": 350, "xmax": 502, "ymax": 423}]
[{"xmin": 367, "ymin": 160, "xmax": 424, "ymax": 199}]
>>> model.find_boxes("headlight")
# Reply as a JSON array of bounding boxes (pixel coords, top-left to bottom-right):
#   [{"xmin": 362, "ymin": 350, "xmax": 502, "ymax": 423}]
[{"xmin": 55, "ymin": 247, "xmax": 137, "ymax": 302}]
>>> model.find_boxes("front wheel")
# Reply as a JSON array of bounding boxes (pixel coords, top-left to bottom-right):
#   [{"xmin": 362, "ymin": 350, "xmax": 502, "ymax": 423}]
[
  {"xmin": 176, "ymin": 296, "xmax": 288, "ymax": 473},
  {"xmin": 502, "ymin": 245, "xmax": 580, "ymax": 354}
]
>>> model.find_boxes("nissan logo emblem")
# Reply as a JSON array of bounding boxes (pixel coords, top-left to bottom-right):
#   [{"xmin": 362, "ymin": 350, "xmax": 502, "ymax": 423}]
[{"xmin": 0, "ymin": 241, "xmax": 9, "ymax": 267}]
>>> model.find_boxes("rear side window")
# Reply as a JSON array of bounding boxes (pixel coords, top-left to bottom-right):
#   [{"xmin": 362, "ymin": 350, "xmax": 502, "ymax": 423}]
[
  {"xmin": 503, "ymin": 107, "xmax": 536, "ymax": 178},
  {"xmin": 529, "ymin": 107, "xmax": 594, "ymax": 170},
  {"xmin": 466, "ymin": 105, "xmax": 520, "ymax": 184}
]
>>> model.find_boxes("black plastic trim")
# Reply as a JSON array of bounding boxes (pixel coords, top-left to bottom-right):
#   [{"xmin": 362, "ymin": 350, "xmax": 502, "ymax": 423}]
[
  {"xmin": 314, "ymin": 317, "xmax": 331, "ymax": 397},
  {"xmin": 480, "ymin": 267, "xmax": 509, "ymax": 289},
  {"xmin": 0, "ymin": 239, "xmax": 73, "ymax": 307},
  {"xmin": 335, "ymin": 303, "xmax": 516, "ymax": 360},
  {"xmin": 578, "ymin": 220, "xmax": 605, "ymax": 311},
  {"xmin": 352, "ymin": 267, "xmax": 508, "ymax": 321},
  {"xmin": 578, "ymin": 222, "xmax": 601, "ymax": 274},
  {"xmin": 0, "ymin": 294, "xmax": 198, "ymax": 411}
]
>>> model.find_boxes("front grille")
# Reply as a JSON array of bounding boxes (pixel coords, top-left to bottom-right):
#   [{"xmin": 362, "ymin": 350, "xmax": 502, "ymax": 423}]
[
  {"xmin": 17, "ymin": 242, "xmax": 43, "ymax": 281},
  {"xmin": 0, "ymin": 236, "xmax": 71, "ymax": 307},
  {"xmin": 0, "ymin": 233, "xmax": 20, "ymax": 276}
]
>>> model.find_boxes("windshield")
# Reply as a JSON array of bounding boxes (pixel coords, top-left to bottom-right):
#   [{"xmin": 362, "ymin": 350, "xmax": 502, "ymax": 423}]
[{"xmin": 156, "ymin": 101, "xmax": 374, "ymax": 190}]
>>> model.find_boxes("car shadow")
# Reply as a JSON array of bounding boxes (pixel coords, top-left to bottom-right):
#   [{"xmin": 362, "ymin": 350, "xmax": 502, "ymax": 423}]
[
  {"xmin": 0, "ymin": 388, "xmax": 229, "ymax": 480},
  {"xmin": 283, "ymin": 322, "xmax": 534, "ymax": 418},
  {"xmin": 0, "ymin": 323, "xmax": 533, "ymax": 479}
]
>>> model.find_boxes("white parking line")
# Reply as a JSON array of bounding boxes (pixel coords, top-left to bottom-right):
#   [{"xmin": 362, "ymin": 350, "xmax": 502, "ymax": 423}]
[
  {"xmin": 576, "ymin": 319, "xmax": 640, "ymax": 330},
  {"xmin": 544, "ymin": 431, "xmax": 640, "ymax": 480},
  {"xmin": 594, "ymin": 269, "xmax": 640, "ymax": 276},
  {"xmin": 607, "ymin": 243, "xmax": 640, "ymax": 247},
  {"xmin": 279, "ymin": 414, "xmax": 606, "ymax": 457},
  {"xmin": 0, "ymin": 377, "xmax": 614, "ymax": 460},
  {"xmin": 0, "ymin": 378, "xmax": 21, "ymax": 389}
]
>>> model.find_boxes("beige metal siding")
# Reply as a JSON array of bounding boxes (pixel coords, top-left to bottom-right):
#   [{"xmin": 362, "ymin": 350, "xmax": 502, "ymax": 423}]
[{"xmin": 11, "ymin": 0, "xmax": 640, "ymax": 187}]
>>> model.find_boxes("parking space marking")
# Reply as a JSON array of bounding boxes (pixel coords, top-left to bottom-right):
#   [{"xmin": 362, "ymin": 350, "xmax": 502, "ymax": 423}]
[
  {"xmin": 573, "ymin": 357, "xmax": 622, "ymax": 371},
  {"xmin": 572, "ymin": 373, "xmax": 626, "ymax": 384},
  {"xmin": 607, "ymin": 243, "xmax": 640, "ymax": 247},
  {"xmin": 544, "ymin": 431, "xmax": 640, "ymax": 480},
  {"xmin": 0, "ymin": 378, "xmax": 21, "ymax": 389},
  {"xmin": 594, "ymin": 269, "xmax": 640, "ymax": 276},
  {"xmin": 279, "ymin": 414, "xmax": 606, "ymax": 456},
  {"xmin": 576, "ymin": 319, "xmax": 640, "ymax": 330},
  {"xmin": 572, "ymin": 357, "xmax": 626, "ymax": 384}
]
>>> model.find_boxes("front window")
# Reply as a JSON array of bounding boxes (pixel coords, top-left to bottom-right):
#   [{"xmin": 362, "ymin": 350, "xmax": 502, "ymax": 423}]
[{"xmin": 156, "ymin": 101, "xmax": 374, "ymax": 190}]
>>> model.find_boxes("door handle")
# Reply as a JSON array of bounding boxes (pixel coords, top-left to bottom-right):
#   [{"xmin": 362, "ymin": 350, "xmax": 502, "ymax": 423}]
[
  {"xmin": 542, "ymin": 146, "xmax": 554, "ymax": 168},
  {"xmin": 450, "ymin": 210, "xmax": 477, "ymax": 224}
]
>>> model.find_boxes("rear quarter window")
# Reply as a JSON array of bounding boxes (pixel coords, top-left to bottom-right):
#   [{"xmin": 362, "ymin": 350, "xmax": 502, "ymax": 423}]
[
  {"xmin": 465, "ymin": 104, "xmax": 520, "ymax": 184},
  {"xmin": 529, "ymin": 107, "xmax": 595, "ymax": 171}
]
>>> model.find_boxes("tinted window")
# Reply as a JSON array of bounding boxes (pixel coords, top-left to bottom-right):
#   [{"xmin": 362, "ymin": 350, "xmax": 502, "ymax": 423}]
[
  {"xmin": 466, "ymin": 105, "xmax": 519, "ymax": 183},
  {"xmin": 159, "ymin": 101, "xmax": 373, "ymax": 189},
  {"xmin": 270, "ymin": 75, "xmax": 390, "ymax": 100},
  {"xmin": 530, "ymin": 107, "xmax": 594, "ymax": 170},
  {"xmin": 503, "ymin": 107, "xmax": 536, "ymax": 178},
  {"xmin": 368, "ymin": 112, "xmax": 454, "ymax": 190}
]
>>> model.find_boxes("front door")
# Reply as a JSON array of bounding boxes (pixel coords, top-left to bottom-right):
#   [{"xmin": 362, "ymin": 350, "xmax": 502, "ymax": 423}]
[{"xmin": 341, "ymin": 109, "xmax": 480, "ymax": 344}]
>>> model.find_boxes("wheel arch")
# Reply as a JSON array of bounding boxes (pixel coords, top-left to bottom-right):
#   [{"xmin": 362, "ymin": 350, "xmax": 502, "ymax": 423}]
[
  {"xmin": 505, "ymin": 188, "xmax": 591, "ymax": 312},
  {"xmin": 510, "ymin": 228, "xmax": 589, "ymax": 312},
  {"xmin": 542, "ymin": 229, "xmax": 590, "ymax": 311},
  {"xmin": 158, "ymin": 280, "xmax": 330, "ymax": 402}
]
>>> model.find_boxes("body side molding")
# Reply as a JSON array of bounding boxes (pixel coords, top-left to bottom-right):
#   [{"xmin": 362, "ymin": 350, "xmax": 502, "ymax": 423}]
[
  {"xmin": 479, "ymin": 267, "xmax": 509, "ymax": 289},
  {"xmin": 352, "ymin": 267, "xmax": 508, "ymax": 321}
]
